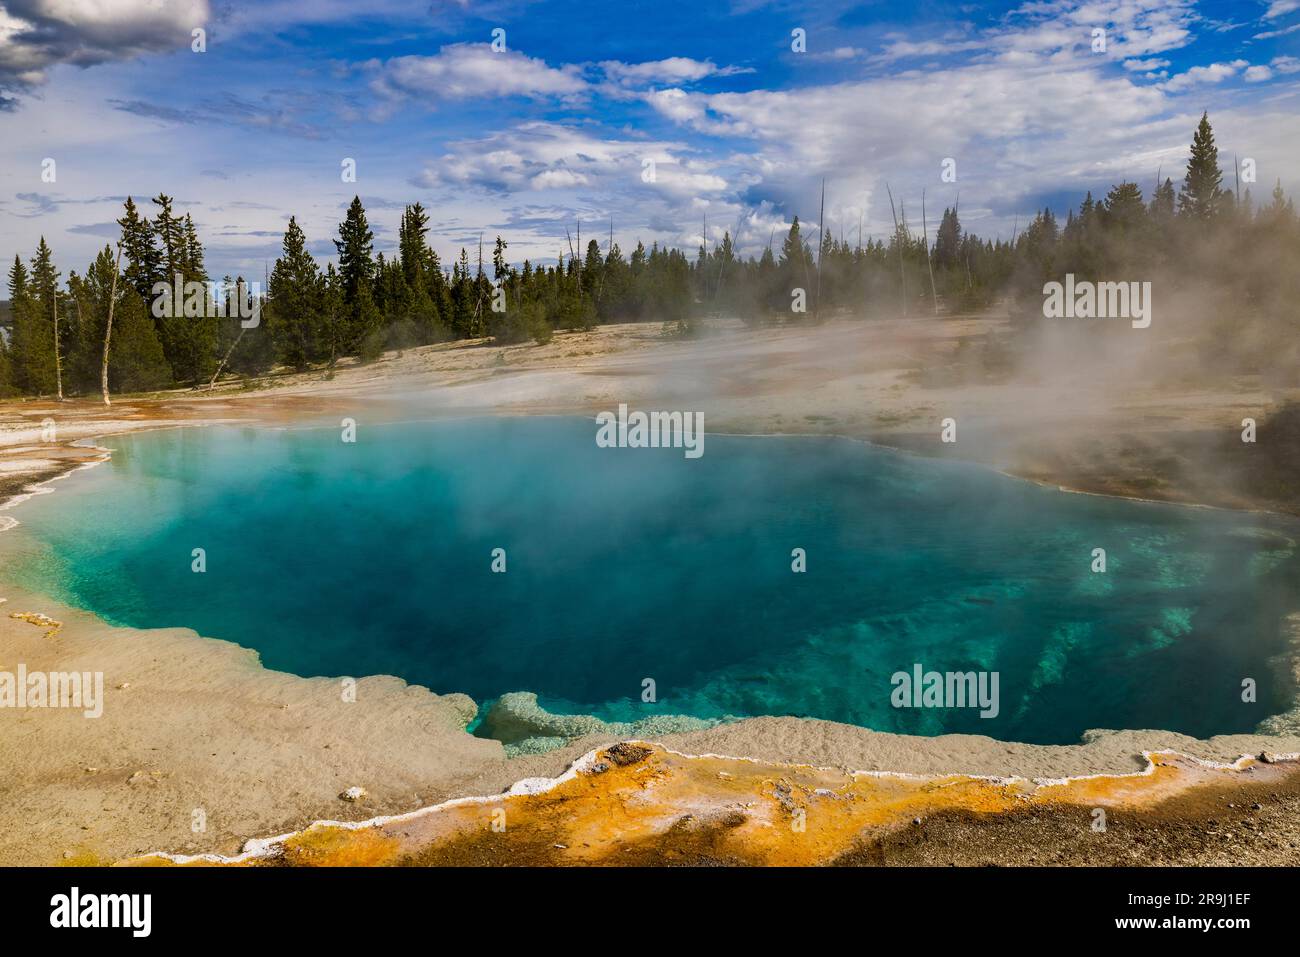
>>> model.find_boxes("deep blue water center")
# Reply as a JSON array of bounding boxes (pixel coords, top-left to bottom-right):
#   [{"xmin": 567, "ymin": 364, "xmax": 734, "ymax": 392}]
[{"xmin": 7, "ymin": 418, "xmax": 1299, "ymax": 744}]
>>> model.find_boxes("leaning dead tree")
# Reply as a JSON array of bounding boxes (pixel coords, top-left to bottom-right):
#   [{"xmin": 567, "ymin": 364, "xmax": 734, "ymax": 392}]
[
  {"xmin": 209, "ymin": 326, "xmax": 248, "ymax": 390},
  {"xmin": 101, "ymin": 242, "xmax": 123, "ymax": 407},
  {"xmin": 208, "ymin": 274, "xmax": 258, "ymax": 391}
]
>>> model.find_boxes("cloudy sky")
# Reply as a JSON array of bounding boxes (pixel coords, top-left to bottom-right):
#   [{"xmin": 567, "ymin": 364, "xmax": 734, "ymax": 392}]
[{"xmin": 1, "ymin": 0, "xmax": 1298, "ymax": 279}]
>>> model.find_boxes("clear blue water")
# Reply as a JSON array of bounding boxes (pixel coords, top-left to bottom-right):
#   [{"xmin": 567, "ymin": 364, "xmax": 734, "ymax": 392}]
[{"xmin": 5, "ymin": 417, "xmax": 1298, "ymax": 744}]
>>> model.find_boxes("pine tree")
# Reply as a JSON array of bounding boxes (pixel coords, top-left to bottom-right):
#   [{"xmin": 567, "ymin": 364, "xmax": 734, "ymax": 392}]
[
  {"xmin": 1149, "ymin": 177, "xmax": 1176, "ymax": 227},
  {"xmin": 0, "ymin": 256, "xmax": 19, "ymax": 395},
  {"xmin": 321, "ymin": 264, "xmax": 345, "ymax": 365},
  {"xmin": 81, "ymin": 245, "xmax": 171, "ymax": 393},
  {"xmin": 580, "ymin": 238, "xmax": 602, "ymax": 303},
  {"xmin": 780, "ymin": 217, "xmax": 809, "ymax": 272},
  {"xmin": 1017, "ymin": 208, "xmax": 1058, "ymax": 279},
  {"xmin": 396, "ymin": 203, "xmax": 445, "ymax": 342},
  {"xmin": 146, "ymin": 200, "xmax": 214, "ymax": 384},
  {"xmin": 268, "ymin": 217, "xmax": 322, "ymax": 370},
  {"xmin": 376, "ymin": 253, "xmax": 419, "ymax": 348},
  {"xmin": 182, "ymin": 215, "xmax": 207, "ymax": 280},
  {"xmin": 933, "ymin": 207, "xmax": 962, "ymax": 270},
  {"xmin": 600, "ymin": 241, "xmax": 630, "ymax": 318},
  {"xmin": 1101, "ymin": 182, "xmax": 1146, "ymax": 231},
  {"xmin": 778, "ymin": 217, "xmax": 812, "ymax": 313},
  {"xmin": 334, "ymin": 196, "xmax": 380, "ymax": 354},
  {"xmin": 65, "ymin": 269, "xmax": 94, "ymax": 391},
  {"xmin": 398, "ymin": 203, "xmax": 435, "ymax": 287},
  {"xmin": 451, "ymin": 248, "xmax": 475, "ymax": 336},
  {"xmin": 335, "ymin": 196, "xmax": 375, "ymax": 301},
  {"xmin": 6, "ymin": 254, "xmax": 28, "ymax": 326},
  {"xmin": 1179, "ymin": 112, "xmax": 1226, "ymax": 221},
  {"xmin": 10, "ymin": 239, "xmax": 60, "ymax": 394},
  {"xmin": 152, "ymin": 194, "xmax": 185, "ymax": 279},
  {"xmin": 29, "ymin": 237, "xmax": 60, "ymax": 311},
  {"xmin": 492, "ymin": 236, "xmax": 509, "ymax": 283},
  {"xmin": 148, "ymin": 193, "xmax": 202, "ymax": 383},
  {"xmin": 173, "ymin": 213, "xmax": 218, "ymax": 383},
  {"xmin": 117, "ymin": 196, "xmax": 162, "ymax": 304}
]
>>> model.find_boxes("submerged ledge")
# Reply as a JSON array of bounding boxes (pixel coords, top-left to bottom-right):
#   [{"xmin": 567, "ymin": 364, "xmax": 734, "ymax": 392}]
[
  {"xmin": 125, "ymin": 742, "xmax": 1300, "ymax": 867},
  {"xmin": 477, "ymin": 691, "xmax": 725, "ymax": 755}
]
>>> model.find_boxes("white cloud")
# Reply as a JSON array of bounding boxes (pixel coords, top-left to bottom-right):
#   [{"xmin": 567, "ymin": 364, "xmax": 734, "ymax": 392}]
[
  {"xmin": 412, "ymin": 121, "xmax": 728, "ymax": 200},
  {"xmin": 529, "ymin": 168, "xmax": 588, "ymax": 190},
  {"xmin": 1159, "ymin": 59, "xmax": 1249, "ymax": 92},
  {"xmin": 1245, "ymin": 65, "xmax": 1273, "ymax": 82},
  {"xmin": 0, "ymin": 0, "xmax": 208, "ymax": 101},
  {"xmin": 872, "ymin": 36, "xmax": 986, "ymax": 63},
  {"xmin": 373, "ymin": 44, "xmax": 587, "ymax": 103},
  {"xmin": 1263, "ymin": 0, "xmax": 1300, "ymax": 19},
  {"xmin": 600, "ymin": 57, "xmax": 751, "ymax": 85},
  {"xmin": 872, "ymin": 0, "xmax": 1199, "ymax": 64},
  {"xmin": 1255, "ymin": 21, "xmax": 1300, "ymax": 38},
  {"xmin": 1122, "ymin": 57, "xmax": 1170, "ymax": 71},
  {"xmin": 817, "ymin": 47, "xmax": 864, "ymax": 61}
]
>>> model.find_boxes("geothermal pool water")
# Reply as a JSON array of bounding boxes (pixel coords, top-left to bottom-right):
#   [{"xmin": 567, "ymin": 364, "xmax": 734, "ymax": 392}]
[{"xmin": 5, "ymin": 417, "xmax": 1298, "ymax": 744}]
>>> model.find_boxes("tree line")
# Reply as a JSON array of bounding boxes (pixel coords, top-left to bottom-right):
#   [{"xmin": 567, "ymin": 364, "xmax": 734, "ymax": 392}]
[{"xmin": 1, "ymin": 112, "xmax": 1295, "ymax": 399}]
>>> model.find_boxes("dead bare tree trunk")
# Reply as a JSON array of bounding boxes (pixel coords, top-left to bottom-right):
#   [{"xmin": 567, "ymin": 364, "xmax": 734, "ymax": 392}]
[
  {"xmin": 208, "ymin": 279, "xmax": 250, "ymax": 390},
  {"xmin": 922, "ymin": 189, "xmax": 938, "ymax": 316},
  {"xmin": 209, "ymin": 327, "xmax": 247, "ymax": 390},
  {"xmin": 885, "ymin": 183, "xmax": 907, "ymax": 316},
  {"xmin": 595, "ymin": 217, "xmax": 614, "ymax": 305},
  {"xmin": 471, "ymin": 231, "xmax": 486, "ymax": 334},
  {"xmin": 101, "ymin": 243, "xmax": 123, "ymax": 406},
  {"xmin": 815, "ymin": 177, "xmax": 825, "ymax": 322}
]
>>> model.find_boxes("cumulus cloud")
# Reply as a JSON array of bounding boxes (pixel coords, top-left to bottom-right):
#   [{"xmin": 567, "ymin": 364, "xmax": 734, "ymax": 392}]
[
  {"xmin": 1159, "ymin": 59, "xmax": 1249, "ymax": 92},
  {"xmin": 815, "ymin": 46, "xmax": 864, "ymax": 61},
  {"xmin": 403, "ymin": 120, "xmax": 755, "ymax": 261},
  {"xmin": 1122, "ymin": 57, "xmax": 1170, "ymax": 71},
  {"xmin": 648, "ymin": 55, "xmax": 1168, "ymax": 175},
  {"xmin": 873, "ymin": 0, "xmax": 1199, "ymax": 64},
  {"xmin": 411, "ymin": 121, "xmax": 727, "ymax": 199},
  {"xmin": 0, "ymin": 0, "xmax": 208, "ymax": 105},
  {"xmin": 872, "ymin": 35, "xmax": 988, "ymax": 63},
  {"xmin": 599, "ymin": 57, "xmax": 752, "ymax": 85},
  {"xmin": 372, "ymin": 43, "xmax": 587, "ymax": 104}
]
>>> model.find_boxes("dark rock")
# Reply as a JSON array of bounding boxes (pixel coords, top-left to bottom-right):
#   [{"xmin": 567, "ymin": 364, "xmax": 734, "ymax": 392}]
[{"xmin": 605, "ymin": 742, "xmax": 653, "ymax": 766}]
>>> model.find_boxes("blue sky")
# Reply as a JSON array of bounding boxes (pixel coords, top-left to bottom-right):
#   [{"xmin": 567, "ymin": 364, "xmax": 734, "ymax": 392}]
[{"xmin": 1, "ymin": 0, "xmax": 1298, "ymax": 279}]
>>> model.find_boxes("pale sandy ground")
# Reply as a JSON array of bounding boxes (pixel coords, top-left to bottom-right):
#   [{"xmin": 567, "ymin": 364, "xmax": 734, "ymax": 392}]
[{"xmin": 1, "ymin": 314, "xmax": 1298, "ymax": 865}]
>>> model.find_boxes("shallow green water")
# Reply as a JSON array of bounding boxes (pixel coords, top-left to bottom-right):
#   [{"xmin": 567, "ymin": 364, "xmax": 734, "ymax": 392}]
[{"xmin": 5, "ymin": 417, "xmax": 1298, "ymax": 743}]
